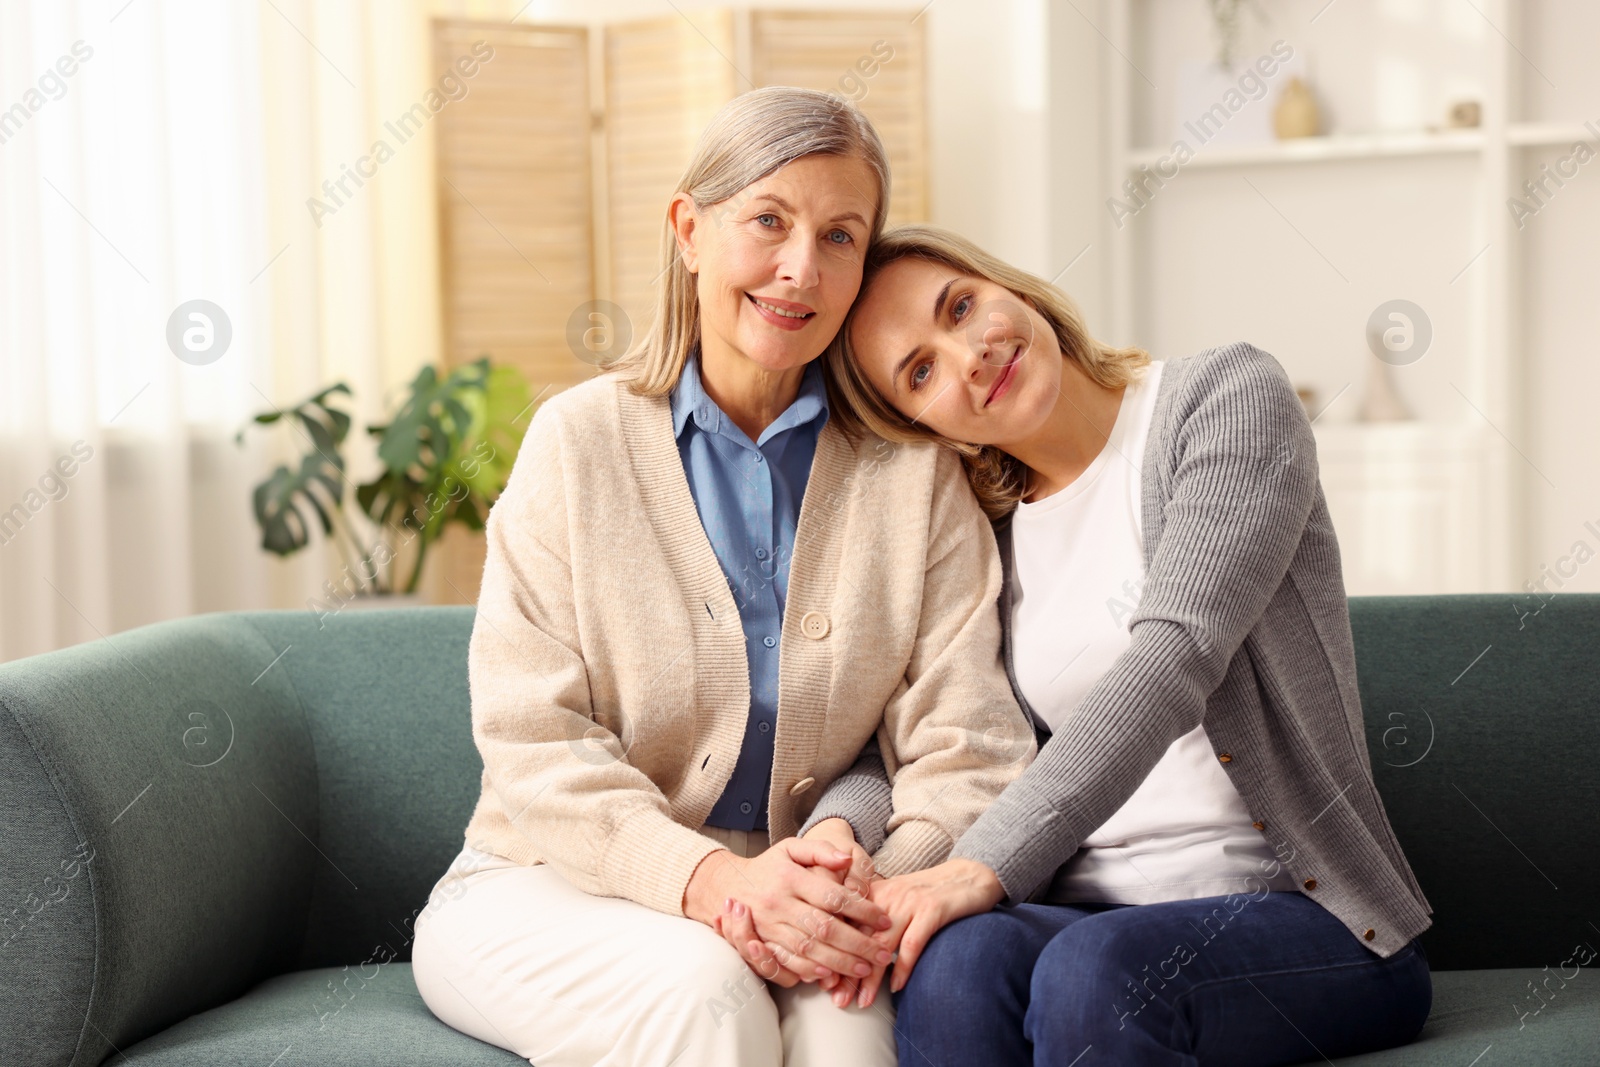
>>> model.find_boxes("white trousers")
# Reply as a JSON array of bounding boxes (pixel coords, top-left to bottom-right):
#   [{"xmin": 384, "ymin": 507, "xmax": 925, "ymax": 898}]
[{"xmin": 412, "ymin": 826, "xmax": 897, "ymax": 1067}]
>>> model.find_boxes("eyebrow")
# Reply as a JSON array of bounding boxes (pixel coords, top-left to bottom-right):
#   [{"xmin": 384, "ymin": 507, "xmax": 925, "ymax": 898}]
[
  {"xmin": 890, "ymin": 278, "xmax": 957, "ymax": 394},
  {"xmin": 748, "ymin": 193, "xmax": 869, "ymax": 229}
]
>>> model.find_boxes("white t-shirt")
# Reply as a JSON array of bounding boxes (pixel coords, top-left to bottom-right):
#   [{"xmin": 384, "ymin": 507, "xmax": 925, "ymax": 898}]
[{"xmin": 1009, "ymin": 361, "xmax": 1298, "ymax": 905}]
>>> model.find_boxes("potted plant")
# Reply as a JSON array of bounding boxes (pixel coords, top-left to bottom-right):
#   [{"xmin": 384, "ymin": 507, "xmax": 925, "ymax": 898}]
[{"xmin": 238, "ymin": 356, "xmax": 534, "ymax": 610}]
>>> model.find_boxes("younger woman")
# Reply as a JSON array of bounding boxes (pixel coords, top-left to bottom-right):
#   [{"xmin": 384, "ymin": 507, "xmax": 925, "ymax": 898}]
[{"xmin": 727, "ymin": 224, "xmax": 1434, "ymax": 1066}]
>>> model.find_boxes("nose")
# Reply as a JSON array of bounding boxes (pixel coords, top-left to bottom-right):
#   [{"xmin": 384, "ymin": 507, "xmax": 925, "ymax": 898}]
[
  {"xmin": 968, "ymin": 302, "xmax": 1016, "ymax": 362},
  {"xmin": 957, "ymin": 337, "xmax": 994, "ymax": 389},
  {"xmin": 776, "ymin": 234, "xmax": 820, "ymax": 290}
]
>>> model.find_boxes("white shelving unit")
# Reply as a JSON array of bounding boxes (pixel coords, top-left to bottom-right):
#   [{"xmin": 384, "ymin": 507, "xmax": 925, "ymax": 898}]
[{"xmin": 1098, "ymin": 0, "xmax": 1597, "ymax": 595}]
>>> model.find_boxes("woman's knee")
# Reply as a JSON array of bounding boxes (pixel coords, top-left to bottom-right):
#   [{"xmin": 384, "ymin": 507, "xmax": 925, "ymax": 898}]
[
  {"xmin": 668, "ymin": 935, "xmax": 782, "ymax": 1045},
  {"xmin": 900, "ymin": 908, "xmax": 1059, "ymax": 1023},
  {"xmin": 1027, "ymin": 914, "xmax": 1175, "ymax": 1045}
]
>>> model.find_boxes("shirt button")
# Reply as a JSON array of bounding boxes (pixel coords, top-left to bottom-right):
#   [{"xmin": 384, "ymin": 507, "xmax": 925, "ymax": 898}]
[
  {"xmin": 1303, "ymin": 878, "xmax": 1318, "ymax": 891},
  {"xmin": 1363, "ymin": 928, "xmax": 1376, "ymax": 941},
  {"xmin": 1252, "ymin": 821, "xmax": 1266, "ymax": 831},
  {"xmin": 755, "ymin": 454, "xmax": 765, "ymax": 463},
  {"xmin": 763, "ymin": 636, "xmax": 776, "ymax": 648},
  {"xmin": 758, "ymin": 721, "xmax": 770, "ymax": 734},
  {"xmin": 800, "ymin": 611, "xmax": 830, "ymax": 639},
  {"xmin": 1218, "ymin": 752, "xmax": 1233, "ymax": 764},
  {"xmin": 739, "ymin": 801, "xmax": 753, "ymax": 815},
  {"xmin": 756, "ymin": 548, "xmax": 767, "ymax": 559}
]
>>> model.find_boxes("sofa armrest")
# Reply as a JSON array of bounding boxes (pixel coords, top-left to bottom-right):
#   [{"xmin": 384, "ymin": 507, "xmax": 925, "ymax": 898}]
[{"xmin": 0, "ymin": 614, "xmax": 321, "ymax": 1067}]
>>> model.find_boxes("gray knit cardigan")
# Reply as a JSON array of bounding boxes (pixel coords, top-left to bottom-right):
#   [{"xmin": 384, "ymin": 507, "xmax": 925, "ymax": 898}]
[{"xmin": 802, "ymin": 342, "xmax": 1433, "ymax": 958}]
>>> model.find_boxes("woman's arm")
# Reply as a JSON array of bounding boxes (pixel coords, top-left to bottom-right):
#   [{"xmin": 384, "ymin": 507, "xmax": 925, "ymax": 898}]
[
  {"xmin": 950, "ymin": 343, "xmax": 1318, "ymax": 903},
  {"xmin": 798, "ymin": 737, "xmax": 894, "ymax": 853},
  {"xmin": 869, "ymin": 445, "xmax": 1038, "ymax": 878}
]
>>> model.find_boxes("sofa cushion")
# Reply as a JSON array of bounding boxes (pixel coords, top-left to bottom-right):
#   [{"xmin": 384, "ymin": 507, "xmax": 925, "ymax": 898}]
[
  {"xmin": 116, "ymin": 963, "xmax": 522, "ymax": 1066},
  {"xmin": 1332, "ymin": 966, "xmax": 1599, "ymax": 1065},
  {"xmin": 114, "ymin": 964, "xmax": 1599, "ymax": 1065}
]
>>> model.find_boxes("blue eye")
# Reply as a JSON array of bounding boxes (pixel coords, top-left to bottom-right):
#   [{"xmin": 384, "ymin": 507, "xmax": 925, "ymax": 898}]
[
  {"xmin": 829, "ymin": 229, "xmax": 852, "ymax": 244},
  {"xmin": 756, "ymin": 213, "xmax": 779, "ymax": 227},
  {"xmin": 952, "ymin": 295, "xmax": 971, "ymax": 321},
  {"xmin": 910, "ymin": 361, "xmax": 932, "ymax": 391}
]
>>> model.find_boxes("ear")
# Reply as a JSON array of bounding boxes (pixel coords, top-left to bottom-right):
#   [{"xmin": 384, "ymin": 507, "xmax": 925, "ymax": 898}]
[{"xmin": 668, "ymin": 192, "xmax": 701, "ymax": 274}]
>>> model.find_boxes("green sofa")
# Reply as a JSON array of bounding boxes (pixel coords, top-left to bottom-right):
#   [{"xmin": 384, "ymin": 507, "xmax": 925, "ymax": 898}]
[{"xmin": 1, "ymin": 598, "xmax": 1595, "ymax": 1066}]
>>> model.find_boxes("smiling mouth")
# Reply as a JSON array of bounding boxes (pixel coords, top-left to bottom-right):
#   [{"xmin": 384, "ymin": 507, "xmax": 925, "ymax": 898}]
[
  {"xmin": 747, "ymin": 293, "xmax": 815, "ymax": 320},
  {"xmin": 985, "ymin": 348, "xmax": 1023, "ymax": 406}
]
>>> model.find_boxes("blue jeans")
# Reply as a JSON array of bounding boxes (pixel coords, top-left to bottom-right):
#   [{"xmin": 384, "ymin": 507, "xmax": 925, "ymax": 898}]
[{"xmin": 893, "ymin": 891, "xmax": 1431, "ymax": 1067}]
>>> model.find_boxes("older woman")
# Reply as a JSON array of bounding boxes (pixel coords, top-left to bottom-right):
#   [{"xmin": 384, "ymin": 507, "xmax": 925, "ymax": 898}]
[
  {"xmin": 729, "ymin": 224, "xmax": 1435, "ymax": 1066},
  {"xmin": 410, "ymin": 93, "xmax": 1034, "ymax": 1067}
]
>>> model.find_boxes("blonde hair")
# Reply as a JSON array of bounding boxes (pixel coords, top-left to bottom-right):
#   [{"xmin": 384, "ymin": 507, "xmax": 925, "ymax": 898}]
[
  {"xmin": 823, "ymin": 224, "xmax": 1150, "ymax": 521},
  {"xmin": 607, "ymin": 86, "xmax": 891, "ymax": 395}
]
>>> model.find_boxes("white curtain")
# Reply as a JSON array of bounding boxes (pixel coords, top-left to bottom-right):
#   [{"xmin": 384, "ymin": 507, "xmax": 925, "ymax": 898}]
[{"xmin": 0, "ymin": 0, "xmax": 501, "ymax": 663}]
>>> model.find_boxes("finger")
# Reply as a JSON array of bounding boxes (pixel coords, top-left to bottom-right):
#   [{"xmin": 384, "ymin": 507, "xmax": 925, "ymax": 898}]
[
  {"xmin": 862, "ymin": 909, "xmax": 911, "ymax": 1008},
  {"xmin": 891, "ymin": 911, "xmax": 940, "ymax": 993},
  {"xmin": 763, "ymin": 937, "xmax": 828, "ymax": 983},
  {"xmin": 724, "ymin": 901, "xmax": 766, "ymax": 969},
  {"xmin": 795, "ymin": 869, "xmax": 891, "ymax": 934},
  {"xmin": 728, "ymin": 903, "xmax": 805, "ymax": 988},
  {"xmin": 784, "ymin": 899, "xmax": 884, "ymax": 972},
  {"xmin": 749, "ymin": 940, "xmax": 804, "ymax": 988},
  {"xmin": 848, "ymin": 847, "xmax": 877, "ymax": 887},
  {"xmin": 771, "ymin": 918, "xmax": 893, "ymax": 980},
  {"xmin": 857, "ymin": 960, "xmax": 886, "ymax": 1009},
  {"xmin": 781, "ymin": 838, "xmax": 854, "ymax": 872}
]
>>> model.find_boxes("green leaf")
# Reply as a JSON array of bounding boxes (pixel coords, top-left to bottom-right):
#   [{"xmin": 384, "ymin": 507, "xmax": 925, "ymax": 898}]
[{"xmin": 242, "ymin": 382, "xmax": 354, "ymax": 558}]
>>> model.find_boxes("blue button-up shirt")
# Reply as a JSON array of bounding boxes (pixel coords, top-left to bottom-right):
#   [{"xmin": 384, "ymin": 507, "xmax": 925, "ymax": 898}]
[{"xmin": 671, "ymin": 347, "xmax": 830, "ymax": 831}]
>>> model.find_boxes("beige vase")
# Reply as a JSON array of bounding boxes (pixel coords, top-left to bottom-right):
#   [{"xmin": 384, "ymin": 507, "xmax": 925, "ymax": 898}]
[{"xmin": 1274, "ymin": 77, "xmax": 1320, "ymax": 139}]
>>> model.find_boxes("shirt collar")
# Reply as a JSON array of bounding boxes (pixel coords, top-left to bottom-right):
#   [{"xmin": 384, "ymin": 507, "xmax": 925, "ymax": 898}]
[{"xmin": 671, "ymin": 346, "xmax": 830, "ymax": 445}]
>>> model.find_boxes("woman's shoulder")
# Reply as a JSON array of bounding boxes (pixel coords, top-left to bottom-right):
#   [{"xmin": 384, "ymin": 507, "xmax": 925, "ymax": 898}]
[
  {"xmin": 534, "ymin": 373, "xmax": 631, "ymax": 424},
  {"xmin": 826, "ymin": 422, "xmax": 946, "ymax": 483},
  {"xmin": 1153, "ymin": 340, "xmax": 1303, "ymax": 434},
  {"xmin": 1161, "ymin": 340, "xmax": 1295, "ymax": 398},
  {"xmin": 498, "ymin": 376, "xmax": 641, "ymax": 488},
  {"xmin": 520, "ymin": 373, "xmax": 639, "ymax": 445}
]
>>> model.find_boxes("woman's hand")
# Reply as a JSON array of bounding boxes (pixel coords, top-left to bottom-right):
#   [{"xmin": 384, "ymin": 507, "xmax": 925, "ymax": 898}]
[
  {"xmin": 709, "ymin": 820, "xmax": 882, "ymax": 986},
  {"xmin": 714, "ymin": 819, "xmax": 882, "ymax": 991},
  {"xmin": 802, "ymin": 818, "xmax": 878, "ymax": 900},
  {"xmin": 684, "ymin": 836, "xmax": 894, "ymax": 983},
  {"xmin": 868, "ymin": 858, "xmax": 1007, "ymax": 994},
  {"xmin": 800, "ymin": 825, "xmax": 889, "ymax": 1004}
]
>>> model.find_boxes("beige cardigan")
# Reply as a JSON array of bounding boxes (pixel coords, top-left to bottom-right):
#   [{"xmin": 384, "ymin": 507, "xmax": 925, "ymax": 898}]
[{"xmin": 459, "ymin": 371, "xmax": 1035, "ymax": 916}]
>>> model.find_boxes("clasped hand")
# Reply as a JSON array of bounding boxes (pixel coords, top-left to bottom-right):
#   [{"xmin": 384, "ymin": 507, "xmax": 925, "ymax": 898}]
[{"xmin": 693, "ymin": 819, "xmax": 1005, "ymax": 1010}]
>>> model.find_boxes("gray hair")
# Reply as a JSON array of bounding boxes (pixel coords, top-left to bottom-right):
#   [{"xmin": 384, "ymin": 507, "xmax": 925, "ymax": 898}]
[{"xmin": 607, "ymin": 86, "xmax": 892, "ymax": 395}]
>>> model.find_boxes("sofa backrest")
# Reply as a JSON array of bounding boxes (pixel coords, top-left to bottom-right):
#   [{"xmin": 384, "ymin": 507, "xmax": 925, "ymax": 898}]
[
  {"xmin": 1351, "ymin": 594, "xmax": 1600, "ymax": 971},
  {"xmin": 0, "ymin": 605, "xmax": 481, "ymax": 1067},
  {"xmin": 3, "ymin": 595, "xmax": 1597, "ymax": 1066}
]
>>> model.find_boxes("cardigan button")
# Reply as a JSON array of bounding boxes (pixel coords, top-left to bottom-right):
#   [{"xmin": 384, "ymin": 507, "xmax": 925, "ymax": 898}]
[
  {"xmin": 1364, "ymin": 928, "xmax": 1376, "ymax": 941},
  {"xmin": 788, "ymin": 777, "xmax": 816, "ymax": 797},
  {"xmin": 1252, "ymin": 820, "xmax": 1265, "ymax": 831},
  {"xmin": 800, "ymin": 611, "xmax": 830, "ymax": 639},
  {"xmin": 1303, "ymin": 878, "xmax": 1317, "ymax": 891},
  {"xmin": 1218, "ymin": 752, "xmax": 1233, "ymax": 764}
]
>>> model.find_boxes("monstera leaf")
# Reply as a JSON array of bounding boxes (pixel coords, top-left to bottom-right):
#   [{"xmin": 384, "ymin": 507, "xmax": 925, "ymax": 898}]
[
  {"xmin": 242, "ymin": 360, "xmax": 534, "ymax": 592},
  {"xmin": 243, "ymin": 384, "xmax": 352, "ymax": 556},
  {"xmin": 356, "ymin": 357, "xmax": 533, "ymax": 592}
]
